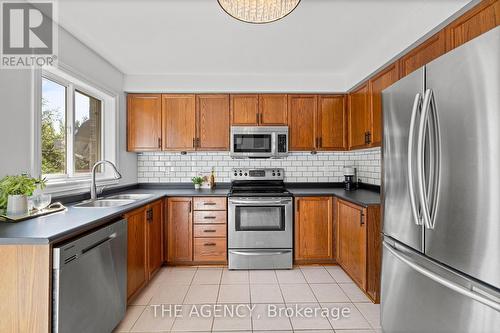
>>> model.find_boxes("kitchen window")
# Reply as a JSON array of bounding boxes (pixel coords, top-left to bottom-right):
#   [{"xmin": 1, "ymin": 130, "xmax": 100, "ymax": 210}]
[{"xmin": 36, "ymin": 67, "xmax": 118, "ymax": 191}]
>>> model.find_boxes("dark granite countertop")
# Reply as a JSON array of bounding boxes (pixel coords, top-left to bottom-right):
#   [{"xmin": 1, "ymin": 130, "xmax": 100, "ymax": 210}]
[
  {"xmin": 0, "ymin": 183, "xmax": 379, "ymax": 245},
  {"xmin": 288, "ymin": 187, "xmax": 380, "ymax": 207}
]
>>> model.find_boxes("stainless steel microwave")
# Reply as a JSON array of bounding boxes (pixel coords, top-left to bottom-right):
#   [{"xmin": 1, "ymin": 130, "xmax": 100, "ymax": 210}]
[{"xmin": 230, "ymin": 126, "xmax": 288, "ymax": 158}]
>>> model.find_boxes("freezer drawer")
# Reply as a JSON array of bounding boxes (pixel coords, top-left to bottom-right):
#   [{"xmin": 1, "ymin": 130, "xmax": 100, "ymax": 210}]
[
  {"xmin": 381, "ymin": 238, "xmax": 500, "ymax": 333},
  {"xmin": 228, "ymin": 249, "xmax": 292, "ymax": 270}
]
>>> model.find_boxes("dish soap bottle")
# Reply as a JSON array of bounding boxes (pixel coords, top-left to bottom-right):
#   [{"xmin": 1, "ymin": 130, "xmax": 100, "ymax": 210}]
[{"xmin": 209, "ymin": 168, "xmax": 216, "ymax": 189}]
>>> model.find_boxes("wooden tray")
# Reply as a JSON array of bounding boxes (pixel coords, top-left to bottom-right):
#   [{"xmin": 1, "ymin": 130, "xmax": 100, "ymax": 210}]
[{"xmin": 0, "ymin": 202, "xmax": 66, "ymax": 222}]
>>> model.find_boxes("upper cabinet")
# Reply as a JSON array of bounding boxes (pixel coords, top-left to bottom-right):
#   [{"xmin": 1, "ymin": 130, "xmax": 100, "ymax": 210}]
[
  {"xmin": 259, "ymin": 94, "xmax": 288, "ymax": 125},
  {"xmin": 399, "ymin": 31, "xmax": 446, "ymax": 78},
  {"xmin": 369, "ymin": 63, "xmax": 399, "ymax": 146},
  {"xmin": 445, "ymin": 0, "xmax": 499, "ymax": 51},
  {"xmin": 196, "ymin": 94, "xmax": 230, "ymax": 150},
  {"xmin": 230, "ymin": 94, "xmax": 259, "ymax": 125},
  {"xmin": 230, "ymin": 94, "xmax": 288, "ymax": 126},
  {"xmin": 288, "ymin": 95, "xmax": 317, "ymax": 151},
  {"xmin": 317, "ymin": 95, "xmax": 347, "ymax": 150},
  {"xmin": 127, "ymin": 94, "xmax": 162, "ymax": 151},
  {"xmin": 162, "ymin": 94, "xmax": 196, "ymax": 151},
  {"xmin": 348, "ymin": 83, "xmax": 371, "ymax": 149}
]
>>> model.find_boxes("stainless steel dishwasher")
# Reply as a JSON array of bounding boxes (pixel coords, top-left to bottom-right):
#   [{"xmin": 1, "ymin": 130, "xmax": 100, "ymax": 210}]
[{"xmin": 53, "ymin": 219, "xmax": 127, "ymax": 333}]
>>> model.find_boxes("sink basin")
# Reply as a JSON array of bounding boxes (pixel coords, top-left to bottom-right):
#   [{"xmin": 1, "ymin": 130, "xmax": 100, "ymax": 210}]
[
  {"xmin": 74, "ymin": 199, "xmax": 136, "ymax": 208},
  {"xmin": 106, "ymin": 193, "xmax": 153, "ymax": 200}
]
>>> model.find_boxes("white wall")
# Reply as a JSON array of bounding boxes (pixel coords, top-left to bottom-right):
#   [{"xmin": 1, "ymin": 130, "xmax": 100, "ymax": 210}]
[{"xmin": 0, "ymin": 27, "xmax": 137, "ymax": 189}]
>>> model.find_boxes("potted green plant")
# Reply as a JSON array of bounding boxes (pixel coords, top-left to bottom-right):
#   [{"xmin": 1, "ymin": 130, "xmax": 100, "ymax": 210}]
[
  {"xmin": 0, "ymin": 174, "xmax": 46, "ymax": 215},
  {"xmin": 191, "ymin": 176, "xmax": 204, "ymax": 190}
]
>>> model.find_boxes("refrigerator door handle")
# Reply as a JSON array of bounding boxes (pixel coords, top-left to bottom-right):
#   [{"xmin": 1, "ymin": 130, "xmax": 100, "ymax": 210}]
[
  {"xmin": 407, "ymin": 93, "xmax": 423, "ymax": 225},
  {"xmin": 417, "ymin": 89, "xmax": 441, "ymax": 230},
  {"xmin": 417, "ymin": 89, "xmax": 433, "ymax": 229},
  {"xmin": 383, "ymin": 241, "xmax": 500, "ymax": 312},
  {"xmin": 427, "ymin": 91, "xmax": 441, "ymax": 230}
]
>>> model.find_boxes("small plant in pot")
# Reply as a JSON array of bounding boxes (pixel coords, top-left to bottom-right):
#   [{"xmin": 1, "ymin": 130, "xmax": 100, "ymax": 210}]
[
  {"xmin": 191, "ymin": 176, "xmax": 204, "ymax": 190},
  {"xmin": 0, "ymin": 174, "xmax": 46, "ymax": 215}
]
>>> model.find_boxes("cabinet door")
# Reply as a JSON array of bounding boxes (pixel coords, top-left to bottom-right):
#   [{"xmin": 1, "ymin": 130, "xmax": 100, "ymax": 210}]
[
  {"xmin": 445, "ymin": 0, "xmax": 500, "ymax": 51},
  {"xmin": 259, "ymin": 94, "xmax": 288, "ymax": 125},
  {"xmin": 288, "ymin": 95, "xmax": 317, "ymax": 151},
  {"xmin": 295, "ymin": 196, "xmax": 334, "ymax": 261},
  {"xmin": 369, "ymin": 63, "xmax": 399, "ymax": 146},
  {"xmin": 317, "ymin": 95, "xmax": 346, "ymax": 150},
  {"xmin": 125, "ymin": 207, "xmax": 147, "ymax": 300},
  {"xmin": 196, "ymin": 94, "xmax": 230, "ymax": 150},
  {"xmin": 337, "ymin": 199, "xmax": 367, "ymax": 289},
  {"xmin": 348, "ymin": 83, "xmax": 370, "ymax": 149},
  {"xmin": 147, "ymin": 200, "xmax": 163, "ymax": 278},
  {"xmin": 167, "ymin": 197, "xmax": 193, "ymax": 263},
  {"xmin": 399, "ymin": 30, "xmax": 446, "ymax": 77},
  {"xmin": 162, "ymin": 94, "xmax": 196, "ymax": 150},
  {"xmin": 127, "ymin": 94, "xmax": 162, "ymax": 151},
  {"xmin": 230, "ymin": 94, "xmax": 259, "ymax": 125}
]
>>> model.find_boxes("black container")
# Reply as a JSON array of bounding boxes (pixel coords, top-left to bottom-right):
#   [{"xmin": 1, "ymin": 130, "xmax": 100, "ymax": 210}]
[{"xmin": 344, "ymin": 175, "xmax": 357, "ymax": 191}]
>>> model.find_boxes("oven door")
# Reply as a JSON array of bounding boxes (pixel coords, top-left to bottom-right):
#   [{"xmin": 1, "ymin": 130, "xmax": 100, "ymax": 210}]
[
  {"xmin": 230, "ymin": 129, "xmax": 275, "ymax": 158},
  {"xmin": 228, "ymin": 197, "xmax": 293, "ymax": 249}
]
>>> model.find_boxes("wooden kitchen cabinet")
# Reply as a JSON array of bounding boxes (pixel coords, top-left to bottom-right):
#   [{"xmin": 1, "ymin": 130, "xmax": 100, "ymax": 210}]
[
  {"xmin": 147, "ymin": 200, "xmax": 163, "ymax": 278},
  {"xmin": 317, "ymin": 95, "xmax": 347, "ymax": 150},
  {"xmin": 259, "ymin": 94, "xmax": 288, "ymax": 125},
  {"xmin": 294, "ymin": 196, "xmax": 334, "ymax": 262},
  {"xmin": 125, "ymin": 206, "xmax": 147, "ymax": 300},
  {"xmin": 196, "ymin": 94, "xmax": 230, "ymax": 150},
  {"xmin": 336, "ymin": 199, "xmax": 367, "ymax": 288},
  {"xmin": 230, "ymin": 94, "xmax": 259, "ymax": 125},
  {"xmin": 127, "ymin": 94, "xmax": 162, "ymax": 151},
  {"xmin": 399, "ymin": 30, "xmax": 446, "ymax": 78},
  {"xmin": 167, "ymin": 197, "xmax": 193, "ymax": 263},
  {"xmin": 162, "ymin": 94, "xmax": 196, "ymax": 151},
  {"xmin": 368, "ymin": 63, "xmax": 399, "ymax": 146},
  {"xmin": 125, "ymin": 199, "xmax": 165, "ymax": 301},
  {"xmin": 288, "ymin": 95, "xmax": 317, "ymax": 151},
  {"xmin": 348, "ymin": 83, "xmax": 371, "ymax": 149},
  {"xmin": 336, "ymin": 198, "xmax": 381, "ymax": 303},
  {"xmin": 445, "ymin": 0, "xmax": 499, "ymax": 51}
]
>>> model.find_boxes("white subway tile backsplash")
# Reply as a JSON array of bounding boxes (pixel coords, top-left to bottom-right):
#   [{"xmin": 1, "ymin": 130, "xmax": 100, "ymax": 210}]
[{"xmin": 137, "ymin": 147, "xmax": 381, "ymax": 185}]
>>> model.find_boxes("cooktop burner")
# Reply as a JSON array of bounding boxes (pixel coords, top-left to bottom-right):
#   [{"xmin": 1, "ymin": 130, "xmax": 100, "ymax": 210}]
[{"xmin": 229, "ymin": 168, "xmax": 291, "ymax": 197}]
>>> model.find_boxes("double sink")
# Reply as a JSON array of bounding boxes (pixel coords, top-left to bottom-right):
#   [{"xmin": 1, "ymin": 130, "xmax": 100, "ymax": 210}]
[{"xmin": 74, "ymin": 193, "xmax": 154, "ymax": 208}]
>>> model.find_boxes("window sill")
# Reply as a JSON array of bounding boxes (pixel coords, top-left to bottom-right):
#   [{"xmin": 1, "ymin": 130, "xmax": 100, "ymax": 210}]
[{"xmin": 43, "ymin": 177, "xmax": 120, "ymax": 196}]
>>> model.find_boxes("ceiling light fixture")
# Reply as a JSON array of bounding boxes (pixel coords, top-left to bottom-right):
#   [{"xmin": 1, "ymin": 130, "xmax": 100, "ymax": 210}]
[{"xmin": 218, "ymin": 0, "xmax": 301, "ymax": 24}]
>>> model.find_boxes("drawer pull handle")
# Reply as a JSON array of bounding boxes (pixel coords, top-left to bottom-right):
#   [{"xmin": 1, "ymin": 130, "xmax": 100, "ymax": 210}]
[
  {"xmin": 204, "ymin": 243, "xmax": 217, "ymax": 246},
  {"xmin": 203, "ymin": 230, "xmax": 216, "ymax": 233},
  {"xmin": 203, "ymin": 202, "xmax": 217, "ymax": 205},
  {"xmin": 204, "ymin": 216, "xmax": 216, "ymax": 219}
]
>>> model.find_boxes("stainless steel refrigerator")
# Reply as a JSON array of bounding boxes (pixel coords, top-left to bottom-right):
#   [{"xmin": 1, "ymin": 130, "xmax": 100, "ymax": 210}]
[{"xmin": 381, "ymin": 27, "xmax": 500, "ymax": 332}]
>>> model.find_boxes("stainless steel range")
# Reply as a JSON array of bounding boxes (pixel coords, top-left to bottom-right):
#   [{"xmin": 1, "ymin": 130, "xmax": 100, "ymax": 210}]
[{"xmin": 228, "ymin": 168, "xmax": 293, "ymax": 270}]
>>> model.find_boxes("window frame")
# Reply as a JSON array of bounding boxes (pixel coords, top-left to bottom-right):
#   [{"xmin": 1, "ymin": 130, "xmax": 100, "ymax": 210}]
[{"xmin": 33, "ymin": 66, "xmax": 119, "ymax": 194}]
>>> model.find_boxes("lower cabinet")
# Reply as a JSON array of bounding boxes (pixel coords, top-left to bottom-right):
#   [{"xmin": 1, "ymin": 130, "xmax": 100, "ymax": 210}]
[
  {"xmin": 167, "ymin": 196, "xmax": 227, "ymax": 264},
  {"xmin": 294, "ymin": 196, "xmax": 334, "ymax": 262},
  {"xmin": 124, "ymin": 199, "xmax": 164, "ymax": 301},
  {"xmin": 335, "ymin": 198, "xmax": 381, "ymax": 303},
  {"xmin": 167, "ymin": 197, "xmax": 193, "ymax": 263}
]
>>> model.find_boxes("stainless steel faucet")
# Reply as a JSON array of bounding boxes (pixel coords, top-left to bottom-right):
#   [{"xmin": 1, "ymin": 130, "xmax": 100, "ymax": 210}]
[{"xmin": 90, "ymin": 160, "xmax": 122, "ymax": 200}]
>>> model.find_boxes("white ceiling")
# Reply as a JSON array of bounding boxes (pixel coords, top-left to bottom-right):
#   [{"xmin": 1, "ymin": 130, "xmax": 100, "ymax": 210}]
[{"xmin": 55, "ymin": 0, "xmax": 471, "ymax": 90}]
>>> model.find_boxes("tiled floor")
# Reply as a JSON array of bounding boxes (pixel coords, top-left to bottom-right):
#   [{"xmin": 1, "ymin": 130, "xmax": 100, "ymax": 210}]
[{"xmin": 114, "ymin": 265, "xmax": 381, "ymax": 333}]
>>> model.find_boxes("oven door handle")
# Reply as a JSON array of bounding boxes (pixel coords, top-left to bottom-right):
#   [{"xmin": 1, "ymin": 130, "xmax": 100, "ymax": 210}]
[
  {"xmin": 229, "ymin": 199, "xmax": 291, "ymax": 205},
  {"xmin": 230, "ymin": 250, "xmax": 291, "ymax": 256}
]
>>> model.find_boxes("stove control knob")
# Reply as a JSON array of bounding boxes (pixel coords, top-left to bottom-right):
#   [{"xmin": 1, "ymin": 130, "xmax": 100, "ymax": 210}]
[
  {"xmin": 272, "ymin": 173, "xmax": 275, "ymax": 176},
  {"xmin": 239, "ymin": 173, "xmax": 242, "ymax": 176},
  {"xmin": 277, "ymin": 173, "xmax": 281, "ymax": 176},
  {"xmin": 244, "ymin": 173, "xmax": 248, "ymax": 176},
  {"xmin": 234, "ymin": 173, "xmax": 237, "ymax": 176}
]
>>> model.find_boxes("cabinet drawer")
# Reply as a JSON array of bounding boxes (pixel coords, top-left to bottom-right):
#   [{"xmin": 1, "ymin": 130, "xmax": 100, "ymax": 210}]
[
  {"xmin": 194, "ymin": 224, "xmax": 226, "ymax": 238},
  {"xmin": 194, "ymin": 211, "xmax": 227, "ymax": 224},
  {"xmin": 193, "ymin": 197, "xmax": 227, "ymax": 211},
  {"xmin": 194, "ymin": 238, "xmax": 227, "ymax": 262}
]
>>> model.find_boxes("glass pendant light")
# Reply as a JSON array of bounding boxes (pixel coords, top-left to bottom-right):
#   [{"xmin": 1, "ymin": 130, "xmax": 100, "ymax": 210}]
[{"xmin": 218, "ymin": 0, "xmax": 301, "ymax": 24}]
